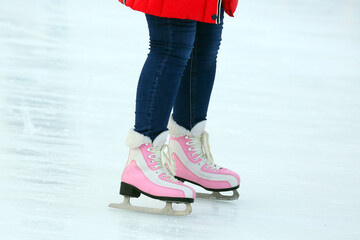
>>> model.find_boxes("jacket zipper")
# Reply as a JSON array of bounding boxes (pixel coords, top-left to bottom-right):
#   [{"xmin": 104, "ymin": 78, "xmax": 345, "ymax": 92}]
[
  {"xmin": 216, "ymin": 0, "xmax": 222, "ymax": 24},
  {"xmin": 123, "ymin": 0, "xmax": 126, "ymax": 5}
]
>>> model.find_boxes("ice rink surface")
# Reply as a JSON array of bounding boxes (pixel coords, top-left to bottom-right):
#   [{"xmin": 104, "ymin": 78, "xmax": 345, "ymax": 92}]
[{"xmin": 0, "ymin": 0, "xmax": 359, "ymax": 239}]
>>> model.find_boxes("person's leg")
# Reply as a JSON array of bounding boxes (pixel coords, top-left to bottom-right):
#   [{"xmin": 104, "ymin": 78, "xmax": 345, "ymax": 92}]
[
  {"xmin": 172, "ymin": 8, "xmax": 225, "ymax": 130},
  {"xmin": 134, "ymin": 15, "xmax": 197, "ymax": 141},
  {"xmin": 167, "ymin": 9, "xmax": 240, "ymax": 200},
  {"xmin": 117, "ymin": 16, "xmax": 198, "ymax": 215}
]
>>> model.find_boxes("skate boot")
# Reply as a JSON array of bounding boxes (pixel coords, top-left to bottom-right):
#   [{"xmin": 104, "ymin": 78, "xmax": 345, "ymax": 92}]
[
  {"xmin": 168, "ymin": 117, "xmax": 240, "ymax": 200},
  {"xmin": 109, "ymin": 129, "xmax": 196, "ymax": 216}
]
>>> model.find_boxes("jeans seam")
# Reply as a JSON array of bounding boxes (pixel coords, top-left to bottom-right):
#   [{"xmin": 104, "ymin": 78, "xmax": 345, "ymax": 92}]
[
  {"xmin": 147, "ymin": 18, "xmax": 173, "ymax": 135},
  {"xmin": 189, "ymin": 54, "xmax": 193, "ymax": 129},
  {"xmin": 190, "ymin": 37, "xmax": 197, "ymax": 129}
]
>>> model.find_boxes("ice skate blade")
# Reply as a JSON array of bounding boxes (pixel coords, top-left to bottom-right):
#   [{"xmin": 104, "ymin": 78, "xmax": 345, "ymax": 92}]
[
  {"xmin": 196, "ymin": 190, "xmax": 239, "ymax": 200},
  {"xmin": 109, "ymin": 196, "xmax": 192, "ymax": 216}
]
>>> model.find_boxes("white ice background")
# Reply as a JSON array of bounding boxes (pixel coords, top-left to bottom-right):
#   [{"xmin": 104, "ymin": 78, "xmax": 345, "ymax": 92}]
[{"xmin": 0, "ymin": 0, "xmax": 359, "ymax": 240}]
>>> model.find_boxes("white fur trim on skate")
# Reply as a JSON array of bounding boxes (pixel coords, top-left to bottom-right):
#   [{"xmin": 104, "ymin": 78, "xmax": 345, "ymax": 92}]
[
  {"xmin": 168, "ymin": 116, "xmax": 206, "ymax": 137},
  {"xmin": 153, "ymin": 131, "xmax": 168, "ymax": 147},
  {"xmin": 125, "ymin": 129, "xmax": 152, "ymax": 149}
]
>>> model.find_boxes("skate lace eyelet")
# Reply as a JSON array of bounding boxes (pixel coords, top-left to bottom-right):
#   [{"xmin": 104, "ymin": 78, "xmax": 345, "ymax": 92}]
[
  {"xmin": 147, "ymin": 147, "xmax": 151, "ymax": 152},
  {"xmin": 205, "ymin": 166, "xmax": 208, "ymax": 169},
  {"xmin": 185, "ymin": 136, "xmax": 189, "ymax": 139},
  {"xmin": 185, "ymin": 142, "xmax": 189, "ymax": 145},
  {"xmin": 188, "ymin": 147, "xmax": 192, "ymax": 151},
  {"xmin": 145, "ymin": 143, "xmax": 149, "ymax": 146}
]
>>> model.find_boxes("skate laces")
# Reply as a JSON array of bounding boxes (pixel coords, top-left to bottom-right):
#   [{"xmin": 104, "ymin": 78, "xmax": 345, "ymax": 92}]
[
  {"xmin": 149, "ymin": 144, "xmax": 177, "ymax": 179},
  {"xmin": 188, "ymin": 132, "xmax": 221, "ymax": 170}
]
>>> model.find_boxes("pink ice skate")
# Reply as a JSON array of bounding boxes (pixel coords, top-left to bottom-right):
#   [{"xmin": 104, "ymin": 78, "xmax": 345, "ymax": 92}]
[
  {"xmin": 109, "ymin": 130, "xmax": 196, "ymax": 216},
  {"xmin": 168, "ymin": 117, "xmax": 240, "ymax": 200}
]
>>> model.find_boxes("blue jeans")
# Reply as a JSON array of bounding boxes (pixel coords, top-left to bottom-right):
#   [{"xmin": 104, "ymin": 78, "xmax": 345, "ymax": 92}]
[{"xmin": 134, "ymin": 9, "xmax": 224, "ymax": 141}]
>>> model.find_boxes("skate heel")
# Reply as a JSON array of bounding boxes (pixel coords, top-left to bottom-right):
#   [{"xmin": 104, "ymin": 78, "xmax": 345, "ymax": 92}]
[{"xmin": 120, "ymin": 182, "xmax": 141, "ymax": 198}]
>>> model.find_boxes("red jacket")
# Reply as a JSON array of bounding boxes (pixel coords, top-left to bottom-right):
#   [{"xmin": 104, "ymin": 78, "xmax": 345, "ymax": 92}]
[{"xmin": 118, "ymin": 0, "xmax": 238, "ymax": 24}]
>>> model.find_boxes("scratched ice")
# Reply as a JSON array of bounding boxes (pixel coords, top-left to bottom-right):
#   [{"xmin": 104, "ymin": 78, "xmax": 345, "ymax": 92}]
[{"xmin": 0, "ymin": 1, "xmax": 359, "ymax": 240}]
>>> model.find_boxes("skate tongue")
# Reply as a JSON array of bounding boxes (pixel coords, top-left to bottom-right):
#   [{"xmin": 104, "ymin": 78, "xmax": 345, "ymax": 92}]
[
  {"xmin": 152, "ymin": 131, "xmax": 177, "ymax": 176},
  {"xmin": 153, "ymin": 131, "xmax": 168, "ymax": 147},
  {"xmin": 190, "ymin": 120, "xmax": 206, "ymax": 137}
]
